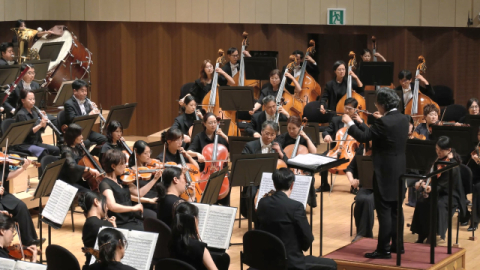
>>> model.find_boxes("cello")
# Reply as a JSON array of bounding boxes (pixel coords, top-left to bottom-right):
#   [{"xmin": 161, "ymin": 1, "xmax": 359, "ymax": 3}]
[
  {"xmin": 291, "ymin": 40, "xmax": 322, "ymax": 105},
  {"xmin": 199, "ymin": 118, "xmax": 230, "ymax": 200},
  {"xmin": 326, "ymin": 126, "xmax": 360, "ymax": 175},
  {"xmin": 234, "ymin": 31, "xmax": 261, "ymax": 100},
  {"xmin": 336, "ymin": 51, "xmax": 368, "ymax": 123},
  {"xmin": 405, "ymin": 56, "xmax": 440, "ymax": 124},
  {"xmin": 283, "ymin": 118, "xmax": 310, "ymax": 175},
  {"xmin": 78, "ymin": 142, "xmax": 106, "ymax": 191}
]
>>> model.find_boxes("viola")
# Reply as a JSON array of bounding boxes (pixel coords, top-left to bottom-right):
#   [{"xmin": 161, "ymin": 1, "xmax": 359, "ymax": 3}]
[
  {"xmin": 291, "ymin": 40, "xmax": 322, "ymax": 106},
  {"xmin": 326, "ymin": 126, "xmax": 360, "ymax": 174},
  {"xmin": 199, "ymin": 119, "xmax": 230, "ymax": 200},
  {"xmin": 121, "ymin": 167, "xmax": 162, "ymax": 183},
  {"xmin": 8, "ymin": 244, "xmax": 33, "ymax": 260},
  {"xmin": 410, "ymin": 131, "xmax": 426, "ymax": 140},
  {"xmin": 233, "ymin": 31, "xmax": 261, "ymax": 100},
  {"xmin": 470, "ymin": 143, "xmax": 480, "ymax": 165},
  {"xmin": 422, "ymin": 155, "xmax": 451, "ymax": 198},
  {"xmin": 283, "ymin": 118, "xmax": 310, "ymax": 175},
  {"xmin": 175, "ymin": 154, "xmax": 202, "ymax": 202},
  {"xmin": 0, "ymin": 152, "xmax": 40, "ymax": 167},
  {"xmin": 336, "ymin": 52, "xmax": 368, "ymax": 123},
  {"xmin": 118, "ymin": 139, "xmax": 133, "ymax": 165},
  {"xmin": 78, "ymin": 143, "xmax": 106, "ymax": 191}
]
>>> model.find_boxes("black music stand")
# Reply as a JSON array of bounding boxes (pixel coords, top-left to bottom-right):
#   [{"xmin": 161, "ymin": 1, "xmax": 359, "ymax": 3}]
[
  {"xmin": 200, "ymin": 167, "xmax": 229, "ymax": 205},
  {"xmin": 105, "ymin": 103, "xmax": 137, "ymax": 130},
  {"xmin": 0, "ymin": 65, "xmax": 20, "ymax": 88},
  {"xmin": 230, "ymin": 153, "xmax": 278, "ymax": 231},
  {"xmin": 244, "ymin": 57, "xmax": 278, "ymax": 81},
  {"xmin": 359, "ymin": 62, "xmax": 394, "ymax": 87},
  {"xmin": 279, "ymin": 122, "xmax": 320, "ymax": 146},
  {"xmin": 24, "ymin": 59, "xmax": 50, "ymax": 82},
  {"xmin": 406, "ymin": 139, "xmax": 437, "ymax": 171},
  {"xmin": 147, "ymin": 141, "xmax": 164, "ymax": 160},
  {"xmin": 51, "ymin": 80, "xmax": 74, "ymax": 107},
  {"xmin": 287, "ymin": 155, "xmax": 348, "ymax": 256},
  {"xmin": 356, "ymin": 155, "xmax": 374, "ymax": 189},
  {"xmin": 466, "ymin": 115, "xmax": 480, "ymax": 142},
  {"xmin": 431, "ymin": 126, "xmax": 473, "ymax": 159},
  {"xmin": 0, "ymin": 119, "xmax": 35, "ymax": 148},
  {"xmin": 218, "ymin": 86, "xmax": 255, "ymax": 112},
  {"xmin": 38, "ymin": 42, "xmax": 64, "ymax": 62},
  {"xmin": 32, "ymin": 88, "xmax": 48, "ymax": 109},
  {"xmin": 71, "ymin": 114, "xmax": 98, "ymax": 140},
  {"xmin": 227, "ymin": 136, "xmax": 256, "ymax": 160},
  {"xmin": 32, "ymin": 158, "xmax": 66, "ymax": 263}
]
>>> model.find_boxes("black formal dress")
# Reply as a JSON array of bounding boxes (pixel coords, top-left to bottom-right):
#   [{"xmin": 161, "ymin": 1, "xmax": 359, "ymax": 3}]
[
  {"xmin": 188, "ymin": 131, "xmax": 229, "ymax": 172},
  {"xmin": 156, "ymin": 149, "xmax": 182, "ymax": 164},
  {"xmin": 395, "ymin": 82, "xmax": 435, "ymax": 113},
  {"xmin": 87, "ymin": 262, "xmax": 136, "ymax": 270},
  {"xmin": 172, "ymin": 112, "xmax": 196, "ymax": 137},
  {"xmin": 275, "ymin": 132, "xmax": 310, "ymax": 150},
  {"xmin": 256, "ymin": 83, "xmax": 279, "ymax": 105},
  {"xmin": 190, "ymin": 79, "xmax": 212, "ymax": 106},
  {"xmin": 319, "ymin": 77, "xmax": 363, "ymax": 111},
  {"xmin": 157, "ymin": 194, "xmax": 183, "ymax": 228},
  {"xmin": 59, "ymin": 145, "xmax": 90, "ymax": 193},
  {"xmin": 245, "ymin": 111, "xmax": 288, "ymax": 137},
  {"xmin": 0, "ymin": 167, "xmax": 39, "ymax": 245},
  {"xmin": 64, "ymin": 96, "xmax": 107, "ymax": 154},
  {"xmin": 257, "ymin": 191, "xmax": 336, "ymax": 270},
  {"xmin": 347, "ymin": 109, "xmax": 409, "ymax": 253},
  {"xmin": 0, "ymin": 247, "xmax": 9, "ymax": 258},
  {"xmin": 13, "ymin": 107, "xmax": 60, "ymax": 160},
  {"xmin": 99, "ymin": 142, "xmax": 122, "ymax": 164},
  {"xmin": 99, "ymin": 178, "xmax": 143, "ymax": 231},
  {"xmin": 171, "ymin": 238, "xmax": 208, "ymax": 270},
  {"xmin": 3, "ymin": 80, "xmax": 40, "ymax": 118},
  {"xmin": 82, "ymin": 216, "xmax": 114, "ymax": 264}
]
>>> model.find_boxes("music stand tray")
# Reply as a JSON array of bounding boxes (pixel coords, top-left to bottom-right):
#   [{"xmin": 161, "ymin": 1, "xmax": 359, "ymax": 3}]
[
  {"xmin": 218, "ymin": 86, "xmax": 255, "ymax": 112},
  {"xmin": 105, "ymin": 103, "xmax": 137, "ymax": 130},
  {"xmin": 52, "ymin": 80, "xmax": 74, "ymax": 107},
  {"xmin": 0, "ymin": 119, "xmax": 36, "ymax": 148},
  {"xmin": 71, "ymin": 114, "xmax": 98, "ymax": 140},
  {"xmin": 359, "ymin": 62, "xmax": 394, "ymax": 86},
  {"xmin": 431, "ymin": 125, "xmax": 473, "ymax": 158},
  {"xmin": 201, "ymin": 167, "xmax": 229, "ymax": 205},
  {"xmin": 24, "ymin": 59, "xmax": 51, "ymax": 81},
  {"xmin": 244, "ymin": 57, "xmax": 278, "ymax": 81},
  {"xmin": 279, "ymin": 122, "xmax": 320, "ymax": 146},
  {"xmin": 406, "ymin": 139, "xmax": 437, "ymax": 171},
  {"xmin": 0, "ymin": 65, "xmax": 20, "ymax": 87}
]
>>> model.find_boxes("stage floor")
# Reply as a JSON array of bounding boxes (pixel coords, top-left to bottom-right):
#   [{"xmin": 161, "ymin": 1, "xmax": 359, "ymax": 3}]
[{"xmin": 325, "ymin": 238, "xmax": 465, "ymax": 270}]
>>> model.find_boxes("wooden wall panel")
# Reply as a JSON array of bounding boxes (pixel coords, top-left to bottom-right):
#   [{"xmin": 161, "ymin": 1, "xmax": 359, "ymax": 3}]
[
  {"xmin": 388, "ymin": 0, "xmax": 405, "ymax": 26},
  {"xmin": 370, "ymin": 0, "xmax": 388, "ymax": 25},
  {"xmin": 438, "ymin": 0, "xmax": 455, "ymax": 27},
  {"xmin": 4, "ymin": 0, "xmax": 26, "ymax": 21},
  {"xmin": 404, "ymin": 0, "xmax": 421, "ymax": 26},
  {"xmin": 353, "ymin": 0, "xmax": 370, "ymax": 26},
  {"xmin": 70, "ymin": 0, "xmax": 85, "ymax": 21},
  {"xmin": 305, "ymin": 0, "xmax": 321, "ymax": 25},
  {"xmin": 271, "ymin": 0, "xmax": 288, "ymax": 24},
  {"xmin": 255, "ymin": 0, "xmax": 271, "ymax": 24}
]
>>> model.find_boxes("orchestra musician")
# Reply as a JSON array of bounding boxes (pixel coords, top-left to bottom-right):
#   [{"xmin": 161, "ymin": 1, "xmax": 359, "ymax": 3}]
[
  {"xmin": 100, "ymin": 149, "xmax": 160, "ymax": 230},
  {"xmin": 360, "ymin": 48, "xmax": 386, "ymax": 62},
  {"xmin": 100, "ymin": 121, "xmax": 125, "ymax": 163},
  {"xmin": 469, "ymin": 127, "xmax": 480, "ymax": 231},
  {"xmin": 413, "ymin": 104, "xmax": 439, "ymax": 141},
  {"xmin": 87, "ymin": 228, "xmax": 135, "ymax": 270},
  {"xmin": 128, "ymin": 140, "xmax": 160, "ymax": 211},
  {"xmin": 0, "ymin": 213, "xmax": 38, "ymax": 262},
  {"xmin": 218, "ymin": 47, "xmax": 251, "ymax": 86},
  {"xmin": 257, "ymin": 168, "xmax": 337, "ymax": 270},
  {"xmin": 64, "ymin": 79, "xmax": 107, "ymax": 156},
  {"xmin": 275, "ymin": 116, "xmax": 316, "ymax": 154},
  {"xmin": 156, "ymin": 128, "xmax": 199, "ymax": 170},
  {"xmin": 80, "ymin": 191, "xmax": 115, "ymax": 265},
  {"xmin": 282, "ymin": 50, "xmax": 319, "ymax": 94},
  {"xmin": 341, "ymin": 88, "xmax": 408, "ymax": 259},
  {"xmin": 59, "ymin": 124, "xmax": 102, "ymax": 193},
  {"xmin": 156, "ymin": 166, "xmax": 196, "ymax": 227},
  {"xmin": 457, "ymin": 97, "xmax": 479, "ymax": 125},
  {"xmin": 245, "ymin": 95, "xmax": 289, "ymax": 138},
  {"xmin": 250, "ymin": 69, "xmax": 301, "ymax": 115},
  {"xmin": 410, "ymin": 136, "xmax": 467, "ymax": 243},
  {"xmin": 13, "ymin": 89, "xmax": 60, "ymax": 162},
  {"xmin": 318, "ymin": 97, "xmax": 360, "ymax": 193},
  {"xmin": 0, "ymin": 42, "xmax": 16, "ymax": 65},
  {"xmin": 3, "ymin": 64, "xmax": 40, "ymax": 118},
  {"xmin": 395, "ymin": 70, "xmax": 435, "ymax": 111},
  {"xmin": 173, "ymin": 95, "xmax": 203, "ymax": 144}
]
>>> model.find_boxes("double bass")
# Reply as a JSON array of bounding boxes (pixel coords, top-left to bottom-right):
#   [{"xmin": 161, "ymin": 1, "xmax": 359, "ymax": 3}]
[
  {"xmin": 336, "ymin": 52, "xmax": 368, "ymax": 123},
  {"xmin": 199, "ymin": 118, "xmax": 230, "ymax": 200},
  {"xmin": 274, "ymin": 60, "xmax": 304, "ymax": 119},
  {"xmin": 405, "ymin": 56, "xmax": 440, "ymax": 124},
  {"xmin": 291, "ymin": 40, "xmax": 322, "ymax": 105},
  {"xmin": 234, "ymin": 31, "xmax": 261, "ymax": 100},
  {"xmin": 283, "ymin": 118, "xmax": 309, "ymax": 175}
]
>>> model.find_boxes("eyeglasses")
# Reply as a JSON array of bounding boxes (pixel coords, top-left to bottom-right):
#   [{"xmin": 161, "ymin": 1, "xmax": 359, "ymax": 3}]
[{"xmin": 231, "ymin": 54, "xmax": 240, "ymax": 58}]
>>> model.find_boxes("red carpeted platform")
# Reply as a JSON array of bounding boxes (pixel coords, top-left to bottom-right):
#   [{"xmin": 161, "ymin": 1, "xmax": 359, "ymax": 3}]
[{"xmin": 324, "ymin": 238, "xmax": 465, "ymax": 270}]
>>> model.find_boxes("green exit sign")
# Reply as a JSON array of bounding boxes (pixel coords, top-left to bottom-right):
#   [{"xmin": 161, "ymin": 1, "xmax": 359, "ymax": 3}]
[{"xmin": 327, "ymin": 8, "xmax": 346, "ymax": 25}]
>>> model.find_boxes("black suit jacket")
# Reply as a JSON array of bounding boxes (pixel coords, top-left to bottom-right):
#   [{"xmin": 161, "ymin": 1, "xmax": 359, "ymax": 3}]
[
  {"xmin": 395, "ymin": 83, "xmax": 435, "ymax": 112},
  {"xmin": 64, "ymin": 96, "xmax": 93, "ymax": 125},
  {"xmin": 0, "ymin": 58, "xmax": 16, "ymax": 66},
  {"xmin": 347, "ymin": 110, "xmax": 409, "ymax": 201},
  {"xmin": 245, "ymin": 111, "xmax": 288, "ymax": 137},
  {"xmin": 218, "ymin": 61, "xmax": 238, "ymax": 86},
  {"xmin": 242, "ymin": 139, "xmax": 288, "ymax": 163},
  {"xmin": 3, "ymin": 80, "xmax": 40, "ymax": 117},
  {"xmin": 257, "ymin": 191, "xmax": 313, "ymax": 270},
  {"xmin": 322, "ymin": 115, "xmax": 345, "ymax": 138}
]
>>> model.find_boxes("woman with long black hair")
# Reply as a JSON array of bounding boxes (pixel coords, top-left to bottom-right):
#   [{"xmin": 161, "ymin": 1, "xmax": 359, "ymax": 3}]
[{"xmin": 87, "ymin": 228, "xmax": 135, "ymax": 270}]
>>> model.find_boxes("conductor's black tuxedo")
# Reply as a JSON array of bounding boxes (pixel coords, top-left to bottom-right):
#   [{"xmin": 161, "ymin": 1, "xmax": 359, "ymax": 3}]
[{"xmin": 347, "ymin": 109, "xmax": 409, "ymax": 253}]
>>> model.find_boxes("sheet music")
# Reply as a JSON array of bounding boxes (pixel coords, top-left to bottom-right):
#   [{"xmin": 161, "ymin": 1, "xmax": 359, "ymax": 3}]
[
  {"xmin": 193, "ymin": 203, "xmax": 210, "ymax": 236},
  {"xmin": 41, "ymin": 180, "xmax": 78, "ymax": 225},
  {"xmin": 0, "ymin": 258, "xmax": 15, "ymax": 270},
  {"xmin": 256, "ymin": 172, "xmax": 312, "ymax": 209},
  {"xmin": 121, "ymin": 230, "xmax": 158, "ymax": 270},
  {"xmin": 288, "ymin": 154, "xmax": 336, "ymax": 167},
  {"xmin": 13, "ymin": 261, "xmax": 47, "ymax": 270},
  {"xmin": 201, "ymin": 205, "xmax": 237, "ymax": 250}
]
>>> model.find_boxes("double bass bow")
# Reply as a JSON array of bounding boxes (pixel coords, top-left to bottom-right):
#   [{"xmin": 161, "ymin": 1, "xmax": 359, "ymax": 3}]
[{"xmin": 291, "ymin": 40, "xmax": 322, "ymax": 105}]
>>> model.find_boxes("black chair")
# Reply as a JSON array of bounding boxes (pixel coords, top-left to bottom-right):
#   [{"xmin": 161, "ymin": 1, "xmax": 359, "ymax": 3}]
[
  {"xmin": 143, "ymin": 218, "xmax": 172, "ymax": 265},
  {"xmin": 460, "ymin": 164, "xmax": 473, "ymax": 195},
  {"xmin": 440, "ymin": 104, "xmax": 467, "ymax": 123},
  {"xmin": 46, "ymin": 244, "xmax": 81, "ymax": 270},
  {"xmin": 0, "ymin": 118, "xmax": 30, "ymax": 157},
  {"xmin": 350, "ymin": 201, "xmax": 356, "ymax": 236},
  {"xmin": 432, "ymin": 85, "xmax": 454, "ymax": 106},
  {"xmin": 57, "ymin": 110, "xmax": 66, "ymax": 130},
  {"xmin": 241, "ymin": 230, "xmax": 288, "ymax": 270},
  {"xmin": 180, "ymin": 82, "xmax": 195, "ymax": 100},
  {"xmin": 155, "ymin": 258, "xmax": 196, "ymax": 270}
]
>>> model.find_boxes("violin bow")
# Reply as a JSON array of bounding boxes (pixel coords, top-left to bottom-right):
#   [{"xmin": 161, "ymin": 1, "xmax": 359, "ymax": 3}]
[
  {"xmin": 15, "ymin": 222, "xmax": 25, "ymax": 260},
  {"xmin": 1, "ymin": 138, "xmax": 8, "ymax": 199},
  {"xmin": 133, "ymin": 149, "xmax": 142, "ymax": 218}
]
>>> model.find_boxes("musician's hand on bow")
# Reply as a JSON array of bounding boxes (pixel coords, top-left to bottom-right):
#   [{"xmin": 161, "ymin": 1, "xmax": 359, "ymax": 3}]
[
  {"xmin": 196, "ymin": 154, "xmax": 206, "ymax": 163},
  {"xmin": 425, "ymin": 186, "xmax": 431, "ymax": 194},
  {"xmin": 372, "ymin": 111, "xmax": 383, "ymax": 119},
  {"xmin": 323, "ymin": 135, "xmax": 332, "ymax": 143},
  {"xmin": 341, "ymin": 114, "xmax": 352, "ymax": 124},
  {"xmin": 107, "ymin": 216, "xmax": 117, "ymax": 227},
  {"xmin": 133, "ymin": 204, "xmax": 143, "ymax": 213},
  {"xmin": 319, "ymin": 105, "xmax": 326, "ymax": 114},
  {"xmin": 90, "ymin": 169, "xmax": 101, "ymax": 179},
  {"xmin": 27, "ymin": 245, "xmax": 38, "ymax": 262},
  {"xmin": 285, "ymin": 72, "xmax": 294, "ymax": 80},
  {"xmin": 415, "ymin": 180, "xmax": 423, "ymax": 190}
]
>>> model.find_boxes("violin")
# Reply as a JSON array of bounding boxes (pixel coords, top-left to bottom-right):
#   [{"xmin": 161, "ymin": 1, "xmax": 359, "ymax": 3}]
[
  {"xmin": 8, "ymin": 244, "xmax": 33, "ymax": 260},
  {"xmin": 291, "ymin": 40, "xmax": 322, "ymax": 106},
  {"xmin": 82, "ymin": 247, "xmax": 99, "ymax": 261},
  {"xmin": 326, "ymin": 126, "xmax": 360, "ymax": 174},
  {"xmin": 121, "ymin": 167, "xmax": 162, "ymax": 183},
  {"xmin": 78, "ymin": 143, "xmax": 106, "ymax": 191},
  {"xmin": 0, "ymin": 152, "xmax": 40, "ymax": 167},
  {"xmin": 283, "ymin": 118, "xmax": 310, "ymax": 175},
  {"xmin": 421, "ymin": 155, "xmax": 451, "ymax": 198},
  {"xmin": 336, "ymin": 51, "xmax": 368, "ymax": 123},
  {"xmin": 118, "ymin": 139, "xmax": 133, "ymax": 165},
  {"xmin": 199, "ymin": 118, "xmax": 230, "ymax": 200},
  {"xmin": 410, "ymin": 131, "xmax": 426, "ymax": 140}
]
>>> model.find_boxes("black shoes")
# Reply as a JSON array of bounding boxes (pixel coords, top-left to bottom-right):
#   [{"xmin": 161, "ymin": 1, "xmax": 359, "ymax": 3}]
[
  {"xmin": 315, "ymin": 184, "xmax": 331, "ymax": 192},
  {"xmin": 468, "ymin": 222, "xmax": 478, "ymax": 231},
  {"xmin": 350, "ymin": 185, "xmax": 358, "ymax": 195},
  {"xmin": 364, "ymin": 251, "xmax": 391, "ymax": 259},
  {"xmin": 28, "ymin": 238, "xmax": 46, "ymax": 247}
]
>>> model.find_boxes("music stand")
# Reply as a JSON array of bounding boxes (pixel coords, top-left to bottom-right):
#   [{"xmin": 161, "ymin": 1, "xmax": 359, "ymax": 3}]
[
  {"xmin": 356, "ymin": 156, "xmax": 374, "ymax": 189},
  {"xmin": 466, "ymin": 115, "xmax": 480, "ymax": 142},
  {"xmin": 147, "ymin": 141, "xmax": 164, "ymax": 160},
  {"xmin": 71, "ymin": 114, "xmax": 98, "ymax": 140},
  {"xmin": 105, "ymin": 103, "xmax": 137, "ymax": 130},
  {"xmin": 406, "ymin": 139, "xmax": 437, "ymax": 171},
  {"xmin": 51, "ymin": 80, "xmax": 74, "ymax": 107},
  {"xmin": 431, "ymin": 126, "xmax": 473, "ymax": 158},
  {"xmin": 218, "ymin": 86, "xmax": 255, "ymax": 112},
  {"xmin": 200, "ymin": 167, "xmax": 229, "ymax": 205},
  {"xmin": 0, "ymin": 119, "xmax": 36, "ymax": 148},
  {"xmin": 32, "ymin": 158, "xmax": 66, "ymax": 263},
  {"xmin": 359, "ymin": 62, "xmax": 394, "ymax": 87},
  {"xmin": 279, "ymin": 122, "xmax": 320, "ymax": 146},
  {"xmin": 230, "ymin": 153, "xmax": 278, "ymax": 231},
  {"xmin": 227, "ymin": 136, "xmax": 256, "ymax": 159},
  {"xmin": 38, "ymin": 42, "xmax": 64, "ymax": 62},
  {"xmin": 244, "ymin": 57, "xmax": 278, "ymax": 81},
  {"xmin": 32, "ymin": 88, "xmax": 48, "ymax": 109},
  {"xmin": 0, "ymin": 65, "xmax": 20, "ymax": 88},
  {"xmin": 24, "ymin": 59, "xmax": 51, "ymax": 81}
]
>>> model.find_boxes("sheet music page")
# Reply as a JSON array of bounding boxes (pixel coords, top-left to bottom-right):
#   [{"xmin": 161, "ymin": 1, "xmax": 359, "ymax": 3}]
[
  {"xmin": 289, "ymin": 175, "xmax": 312, "ymax": 209},
  {"xmin": 121, "ymin": 230, "xmax": 158, "ymax": 270},
  {"xmin": 41, "ymin": 180, "xmax": 78, "ymax": 225},
  {"xmin": 0, "ymin": 258, "xmax": 15, "ymax": 270},
  {"xmin": 288, "ymin": 154, "xmax": 336, "ymax": 167},
  {"xmin": 255, "ymin": 173, "xmax": 275, "ymax": 209},
  {"xmin": 200, "ymin": 205, "xmax": 237, "ymax": 249},
  {"xmin": 192, "ymin": 202, "xmax": 210, "ymax": 236},
  {"xmin": 90, "ymin": 227, "xmax": 130, "ymax": 265},
  {"xmin": 13, "ymin": 261, "xmax": 47, "ymax": 270}
]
